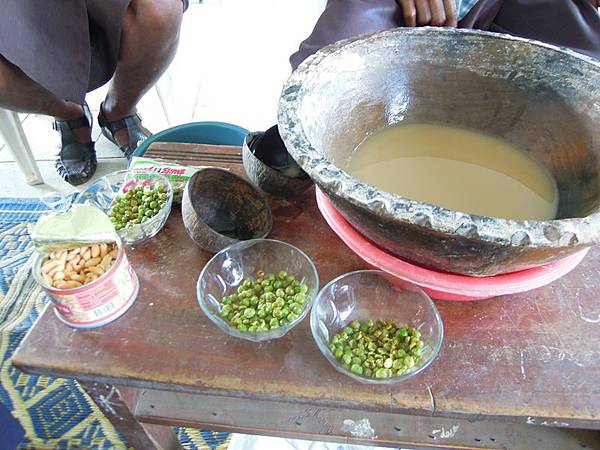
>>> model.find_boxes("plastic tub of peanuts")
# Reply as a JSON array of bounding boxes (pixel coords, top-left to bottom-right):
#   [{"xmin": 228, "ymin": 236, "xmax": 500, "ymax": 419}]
[
  {"xmin": 33, "ymin": 239, "xmax": 139, "ymax": 328},
  {"xmin": 30, "ymin": 205, "xmax": 139, "ymax": 329}
]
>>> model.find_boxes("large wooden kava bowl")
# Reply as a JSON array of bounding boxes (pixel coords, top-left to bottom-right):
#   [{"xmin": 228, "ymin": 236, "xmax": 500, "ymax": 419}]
[{"xmin": 278, "ymin": 28, "xmax": 600, "ymax": 276}]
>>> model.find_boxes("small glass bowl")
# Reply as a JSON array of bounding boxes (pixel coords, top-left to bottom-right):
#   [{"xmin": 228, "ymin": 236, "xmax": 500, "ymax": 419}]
[
  {"xmin": 310, "ymin": 270, "xmax": 443, "ymax": 384},
  {"xmin": 197, "ymin": 239, "xmax": 320, "ymax": 342},
  {"xmin": 74, "ymin": 169, "xmax": 173, "ymax": 245}
]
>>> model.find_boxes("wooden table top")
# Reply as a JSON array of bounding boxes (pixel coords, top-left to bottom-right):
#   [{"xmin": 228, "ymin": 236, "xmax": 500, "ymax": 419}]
[{"xmin": 12, "ymin": 146, "xmax": 600, "ymax": 430}]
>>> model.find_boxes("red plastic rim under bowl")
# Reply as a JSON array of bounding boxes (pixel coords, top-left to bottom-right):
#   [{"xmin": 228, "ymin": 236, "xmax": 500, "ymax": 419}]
[{"xmin": 315, "ymin": 188, "xmax": 589, "ymax": 301}]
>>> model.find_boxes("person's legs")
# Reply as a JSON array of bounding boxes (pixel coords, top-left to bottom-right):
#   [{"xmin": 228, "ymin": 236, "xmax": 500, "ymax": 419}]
[
  {"xmin": 0, "ymin": 54, "xmax": 96, "ymax": 185},
  {"xmin": 0, "ymin": 56, "xmax": 90, "ymax": 142},
  {"xmin": 100, "ymin": 0, "xmax": 183, "ymax": 150},
  {"xmin": 290, "ymin": 0, "xmax": 403, "ymax": 70},
  {"xmin": 489, "ymin": 0, "xmax": 600, "ymax": 60},
  {"xmin": 461, "ymin": 0, "xmax": 600, "ymax": 60}
]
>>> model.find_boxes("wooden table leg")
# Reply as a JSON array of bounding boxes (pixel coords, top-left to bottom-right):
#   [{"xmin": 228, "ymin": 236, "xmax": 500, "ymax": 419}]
[{"xmin": 78, "ymin": 381, "xmax": 182, "ymax": 450}]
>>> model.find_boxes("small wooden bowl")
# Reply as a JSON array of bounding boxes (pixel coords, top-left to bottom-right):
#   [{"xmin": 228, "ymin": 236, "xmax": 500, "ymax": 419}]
[
  {"xmin": 182, "ymin": 168, "xmax": 273, "ymax": 253},
  {"xmin": 243, "ymin": 125, "xmax": 313, "ymax": 198}
]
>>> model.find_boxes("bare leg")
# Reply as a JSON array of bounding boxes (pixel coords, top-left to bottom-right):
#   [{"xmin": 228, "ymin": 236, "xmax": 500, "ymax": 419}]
[
  {"xmin": 0, "ymin": 56, "xmax": 91, "ymax": 142},
  {"xmin": 101, "ymin": 0, "xmax": 183, "ymax": 146}
]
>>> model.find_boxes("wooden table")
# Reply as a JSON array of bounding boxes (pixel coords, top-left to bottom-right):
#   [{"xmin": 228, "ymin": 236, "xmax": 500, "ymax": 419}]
[{"xmin": 12, "ymin": 145, "xmax": 600, "ymax": 450}]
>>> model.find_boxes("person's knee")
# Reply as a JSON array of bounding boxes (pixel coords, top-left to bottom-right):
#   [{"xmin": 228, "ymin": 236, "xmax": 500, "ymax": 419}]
[
  {"xmin": 0, "ymin": 56, "xmax": 20, "ymax": 103},
  {"xmin": 0, "ymin": 58, "xmax": 9, "ymax": 96},
  {"xmin": 129, "ymin": 0, "xmax": 183, "ymax": 39}
]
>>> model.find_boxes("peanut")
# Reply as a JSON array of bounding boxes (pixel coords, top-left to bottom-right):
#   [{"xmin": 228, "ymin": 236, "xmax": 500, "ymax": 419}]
[
  {"xmin": 41, "ymin": 241, "xmax": 119, "ymax": 290},
  {"xmin": 55, "ymin": 280, "xmax": 82, "ymax": 289},
  {"xmin": 50, "ymin": 250, "xmax": 66, "ymax": 260},
  {"xmin": 87, "ymin": 274, "xmax": 98, "ymax": 283},
  {"xmin": 69, "ymin": 273, "xmax": 85, "ymax": 283},
  {"xmin": 87, "ymin": 266, "xmax": 105, "ymax": 276},
  {"xmin": 53, "ymin": 271, "xmax": 65, "ymax": 281},
  {"xmin": 47, "ymin": 263, "xmax": 65, "ymax": 278},
  {"xmin": 42, "ymin": 258, "xmax": 64, "ymax": 274},
  {"xmin": 100, "ymin": 254, "xmax": 113, "ymax": 271},
  {"xmin": 84, "ymin": 257, "xmax": 101, "ymax": 267}
]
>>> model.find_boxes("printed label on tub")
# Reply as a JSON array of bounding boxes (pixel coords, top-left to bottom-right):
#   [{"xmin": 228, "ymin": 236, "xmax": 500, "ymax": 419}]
[
  {"xmin": 51, "ymin": 255, "xmax": 136, "ymax": 325},
  {"xmin": 76, "ymin": 282, "xmax": 120, "ymax": 312}
]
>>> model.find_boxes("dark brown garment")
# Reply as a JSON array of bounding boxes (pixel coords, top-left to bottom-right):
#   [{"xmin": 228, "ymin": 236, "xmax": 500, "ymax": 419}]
[
  {"xmin": 290, "ymin": 0, "xmax": 600, "ymax": 70},
  {"xmin": 0, "ymin": 0, "xmax": 188, "ymax": 104}
]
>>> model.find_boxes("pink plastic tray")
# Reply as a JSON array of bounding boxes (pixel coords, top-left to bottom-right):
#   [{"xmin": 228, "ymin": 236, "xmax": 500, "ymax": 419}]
[{"xmin": 316, "ymin": 188, "xmax": 589, "ymax": 301}]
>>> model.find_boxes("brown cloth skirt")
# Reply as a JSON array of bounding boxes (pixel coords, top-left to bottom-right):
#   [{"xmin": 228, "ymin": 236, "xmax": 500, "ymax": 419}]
[
  {"xmin": 0, "ymin": 0, "xmax": 188, "ymax": 104},
  {"xmin": 290, "ymin": 0, "xmax": 600, "ymax": 70}
]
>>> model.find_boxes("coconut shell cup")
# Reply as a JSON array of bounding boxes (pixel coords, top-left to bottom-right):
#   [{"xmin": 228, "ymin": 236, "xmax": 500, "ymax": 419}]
[
  {"xmin": 242, "ymin": 126, "xmax": 313, "ymax": 198},
  {"xmin": 182, "ymin": 168, "xmax": 273, "ymax": 253}
]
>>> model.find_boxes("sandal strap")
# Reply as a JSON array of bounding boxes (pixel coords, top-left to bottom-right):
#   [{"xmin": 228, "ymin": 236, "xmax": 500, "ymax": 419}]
[
  {"xmin": 53, "ymin": 102, "xmax": 92, "ymax": 131},
  {"xmin": 98, "ymin": 102, "xmax": 149, "ymax": 161},
  {"xmin": 98, "ymin": 111, "xmax": 143, "ymax": 135}
]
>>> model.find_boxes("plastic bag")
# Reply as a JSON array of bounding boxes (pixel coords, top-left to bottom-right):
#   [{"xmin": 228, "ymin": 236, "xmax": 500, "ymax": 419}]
[{"xmin": 129, "ymin": 156, "xmax": 206, "ymax": 202}]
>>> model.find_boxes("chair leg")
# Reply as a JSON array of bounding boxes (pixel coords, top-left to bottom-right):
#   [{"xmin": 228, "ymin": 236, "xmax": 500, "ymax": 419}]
[
  {"xmin": 0, "ymin": 109, "xmax": 44, "ymax": 185},
  {"xmin": 155, "ymin": 76, "xmax": 174, "ymax": 127}
]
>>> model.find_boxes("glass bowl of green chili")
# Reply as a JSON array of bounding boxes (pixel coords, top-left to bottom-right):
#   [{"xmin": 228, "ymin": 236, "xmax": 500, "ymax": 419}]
[
  {"xmin": 75, "ymin": 169, "xmax": 173, "ymax": 245},
  {"xmin": 197, "ymin": 239, "xmax": 320, "ymax": 342},
  {"xmin": 310, "ymin": 270, "xmax": 443, "ymax": 384}
]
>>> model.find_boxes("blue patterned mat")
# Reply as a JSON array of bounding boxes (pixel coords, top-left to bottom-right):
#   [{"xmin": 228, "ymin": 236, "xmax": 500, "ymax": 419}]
[{"xmin": 0, "ymin": 198, "xmax": 230, "ymax": 449}]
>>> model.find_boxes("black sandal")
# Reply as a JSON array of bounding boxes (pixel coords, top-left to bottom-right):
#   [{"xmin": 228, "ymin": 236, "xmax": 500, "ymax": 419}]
[
  {"xmin": 98, "ymin": 103, "xmax": 150, "ymax": 161},
  {"xmin": 53, "ymin": 102, "xmax": 97, "ymax": 186}
]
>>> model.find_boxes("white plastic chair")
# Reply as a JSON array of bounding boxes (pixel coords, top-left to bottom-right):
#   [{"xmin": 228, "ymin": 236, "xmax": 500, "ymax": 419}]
[
  {"xmin": 0, "ymin": 83, "xmax": 172, "ymax": 186},
  {"xmin": 154, "ymin": 74, "xmax": 175, "ymax": 127},
  {"xmin": 0, "ymin": 109, "xmax": 44, "ymax": 185}
]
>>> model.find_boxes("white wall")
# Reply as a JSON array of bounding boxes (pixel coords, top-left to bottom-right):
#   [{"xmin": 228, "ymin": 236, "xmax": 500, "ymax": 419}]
[{"xmin": 162, "ymin": 0, "xmax": 326, "ymax": 131}]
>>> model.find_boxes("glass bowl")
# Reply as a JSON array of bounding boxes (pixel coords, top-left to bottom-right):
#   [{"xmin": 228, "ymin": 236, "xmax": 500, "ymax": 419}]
[
  {"xmin": 74, "ymin": 169, "xmax": 173, "ymax": 245},
  {"xmin": 197, "ymin": 239, "xmax": 320, "ymax": 342},
  {"xmin": 310, "ymin": 270, "xmax": 443, "ymax": 384}
]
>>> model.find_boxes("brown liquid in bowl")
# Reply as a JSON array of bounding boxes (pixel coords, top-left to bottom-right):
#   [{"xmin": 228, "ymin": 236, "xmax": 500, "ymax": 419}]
[{"xmin": 347, "ymin": 123, "xmax": 559, "ymax": 221}]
